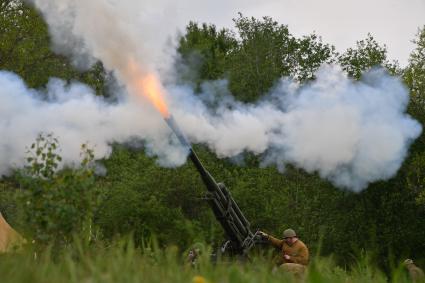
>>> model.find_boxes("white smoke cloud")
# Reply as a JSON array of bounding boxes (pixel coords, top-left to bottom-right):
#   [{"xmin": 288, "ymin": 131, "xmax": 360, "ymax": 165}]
[
  {"xmin": 27, "ymin": 0, "xmax": 181, "ymax": 73},
  {"xmin": 3, "ymin": 0, "xmax": 420, "ymax": 191},
  {"xmin": 0, "ymin": 71, "xmax": 186, "ymax": 175},
  {"xmin": 1, "ymin": 64, "xmax": 421, "ymax": 190},
  {"xmin": 169, "ymin": 66, "xmax": 422, "ymax": 191}
]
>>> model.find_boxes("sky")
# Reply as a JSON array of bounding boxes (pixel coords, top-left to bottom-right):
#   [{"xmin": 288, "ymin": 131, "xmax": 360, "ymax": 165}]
[{"xmin": 170, "ymin": 0, "xmax": 425, "ymax": 67}]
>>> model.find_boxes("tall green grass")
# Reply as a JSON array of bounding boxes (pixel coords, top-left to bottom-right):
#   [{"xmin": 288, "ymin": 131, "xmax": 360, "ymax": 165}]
[{"xmin": 0, "ymin": 238, "xmax": 414, "ymax": 283}]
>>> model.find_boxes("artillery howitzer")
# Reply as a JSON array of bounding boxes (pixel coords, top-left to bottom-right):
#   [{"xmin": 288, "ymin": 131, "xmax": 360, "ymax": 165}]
[{"xmin": 165, "ymin": 116, "xmax": 263, "ymax": 258}]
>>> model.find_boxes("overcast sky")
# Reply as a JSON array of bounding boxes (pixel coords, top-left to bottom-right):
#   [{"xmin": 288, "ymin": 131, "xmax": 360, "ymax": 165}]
[{"xmin": 168, "ymin": 0, "xmax": 424, "ymax": 66}]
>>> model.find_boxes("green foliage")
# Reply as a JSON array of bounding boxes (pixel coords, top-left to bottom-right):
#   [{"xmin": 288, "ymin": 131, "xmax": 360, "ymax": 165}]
[
  {"xmin": 1, "ymin": 0, "xmax": 61, "ymax": 87},
  {"xmin": 226, "ymin": 14, "xmax": 337, "ymax": 101},
  {"xmin": 327, "ymin": 180, "xmax": 425, "ymax": 269},
  {"xmin": 406, "ymin": 152, "xmax": 425, "ymax": 206},
  {"xmin": 404, "ymin": 26, "xmax": 425, "ymax": 105},
  {"xmin": 404, "ymin": 27, "xmax": 425, "ymax": 206},
  {"xmin": 94, "ymin": 145, "xmax": 215, "ymax": 248},
  {"xmin": 177, "ymin": 22, "xmax": 237, "ymax": 89},
  {"xmin": 338, "ymin": 34, "xmax": 400, "ymax": 79},
  {"xmin": 226, "ymin": 14, "xmax": 297, "ymax": 101},
  {"xmin": 0, "ymin": 237, "xmax": 418, "ymax": 283},
  {"xmin": 25, "ymin": 133, "xmax": 62, "ymax": 179},
  {"xmin": 0, "ymin": 0, "xmax": 107, "ymax": 93},
  {"xmin": 0, "ymin": 177, "xmax": 20, "ymax": 227},
  {"xmin": 292, "ymin": 33, "xmax": 337, "ymax": 82},
  {"xmin": 18, "ymin": 134, "xmax": 97, "ymax": 246},
  {"xmin": 177, "ymin": 14, "xmax": 336, "ymax": 102}
]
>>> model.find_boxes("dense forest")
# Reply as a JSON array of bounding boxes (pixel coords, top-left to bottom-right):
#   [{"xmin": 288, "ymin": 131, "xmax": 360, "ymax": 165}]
[{"xmin": 0, "ymin": 0, "xmax": 424, "ymax": 274}]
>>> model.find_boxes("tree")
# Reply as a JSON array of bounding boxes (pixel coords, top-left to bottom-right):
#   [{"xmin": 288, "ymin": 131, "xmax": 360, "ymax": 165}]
[
  {"xmin": 176, "ymin": 22, "xmax": 237, "ymax": 89},
  {"xmin": 0, "ymin": 0, "xmax": 107, "ymax": 93},
  {"xmin": 292, "ymin": 33, "xmax": 337, "ymax": 82},
  {"xmin": 404, "ymin": 26, "xmax": 425, "ymax": 206},
  {"xmin": 338, "ymin": 34, "xmax": 400, "ymax": 79},
  {"xmin": 404, "ymin": 26, "xmax": 425, "ymax": 106},
  {"xmin": 177, "ymin": 14, "xmax": 337, "ymax": 102},
  {"xmin": 226, "ymin": 14, "xmax": 296, "ymax": 101},
  {"xmin": 94, "ymin": 145, "xmax": 216, "ymax": 247},
  {"xmin": 18, "ymin": 134, "xmax": 97, "ymax": 246}
]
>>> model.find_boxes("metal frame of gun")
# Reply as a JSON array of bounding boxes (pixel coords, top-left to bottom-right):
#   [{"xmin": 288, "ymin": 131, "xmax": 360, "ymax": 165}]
[{"xmin": 164, "ymin": 116, "xmax": 261, "ymax": 256}]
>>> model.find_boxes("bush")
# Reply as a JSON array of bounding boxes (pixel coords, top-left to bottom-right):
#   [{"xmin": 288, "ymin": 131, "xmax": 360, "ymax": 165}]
[{"xmin": 17, "ymin": 133, "xmax": 97, "ymax": 247}]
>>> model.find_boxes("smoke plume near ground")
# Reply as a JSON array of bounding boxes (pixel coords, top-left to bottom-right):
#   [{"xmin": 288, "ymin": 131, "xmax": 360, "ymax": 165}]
[{"xmin": 2, "ymin": 0, "xmax": 421, "ymax": 191}]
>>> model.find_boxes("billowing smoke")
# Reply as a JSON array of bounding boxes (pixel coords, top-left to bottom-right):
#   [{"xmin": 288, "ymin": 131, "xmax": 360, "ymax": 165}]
[
  {"xmin": 2, "ymin": 66, "xmax": 421, "ymax": 191},
  {"xmin": 26, "ymin": 0, "xmax": 183, "ymax": 74},
  {"xmin": 169, "ymin": 66, "xmax": 422, "ymax": 191},
  {"xmin": 1, "ymin": 0, "xmax": 421, "ymax": 191},
  {"xmin": 0, "ymin": 71, "xmax": 187, "ymax": 175}
]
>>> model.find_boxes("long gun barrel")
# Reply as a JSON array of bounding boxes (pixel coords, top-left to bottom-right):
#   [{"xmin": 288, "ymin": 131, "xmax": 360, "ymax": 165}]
[{"xmin": 164, "ymin": 116, "xmax": 260, "ymax": 256}]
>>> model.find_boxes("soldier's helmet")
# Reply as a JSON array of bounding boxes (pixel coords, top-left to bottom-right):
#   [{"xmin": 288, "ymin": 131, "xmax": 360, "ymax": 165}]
[
  {"xmin": 404, "ymin": 259, "xmax": 414, "ymax": 265},
  {"xmin": 283, "ymin": 228, "xmax": 297, "ymax": 238}
]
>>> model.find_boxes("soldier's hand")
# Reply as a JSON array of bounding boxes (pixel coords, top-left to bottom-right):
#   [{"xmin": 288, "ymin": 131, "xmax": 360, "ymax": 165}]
[{"xmin": 258, "ymin": 231, "xmax": 268, "ymax": 238}]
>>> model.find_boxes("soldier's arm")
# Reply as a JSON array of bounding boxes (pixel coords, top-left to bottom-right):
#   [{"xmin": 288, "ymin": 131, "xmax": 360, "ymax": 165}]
[{"xmin": 267, "ymin": 235, "xmax": 284, "ymax": 248}]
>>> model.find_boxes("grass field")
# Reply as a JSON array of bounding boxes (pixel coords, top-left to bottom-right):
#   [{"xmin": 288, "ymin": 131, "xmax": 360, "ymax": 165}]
[{"xmin": 0, "ymin": 237, "xmax": 415, "ymax": 283}]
